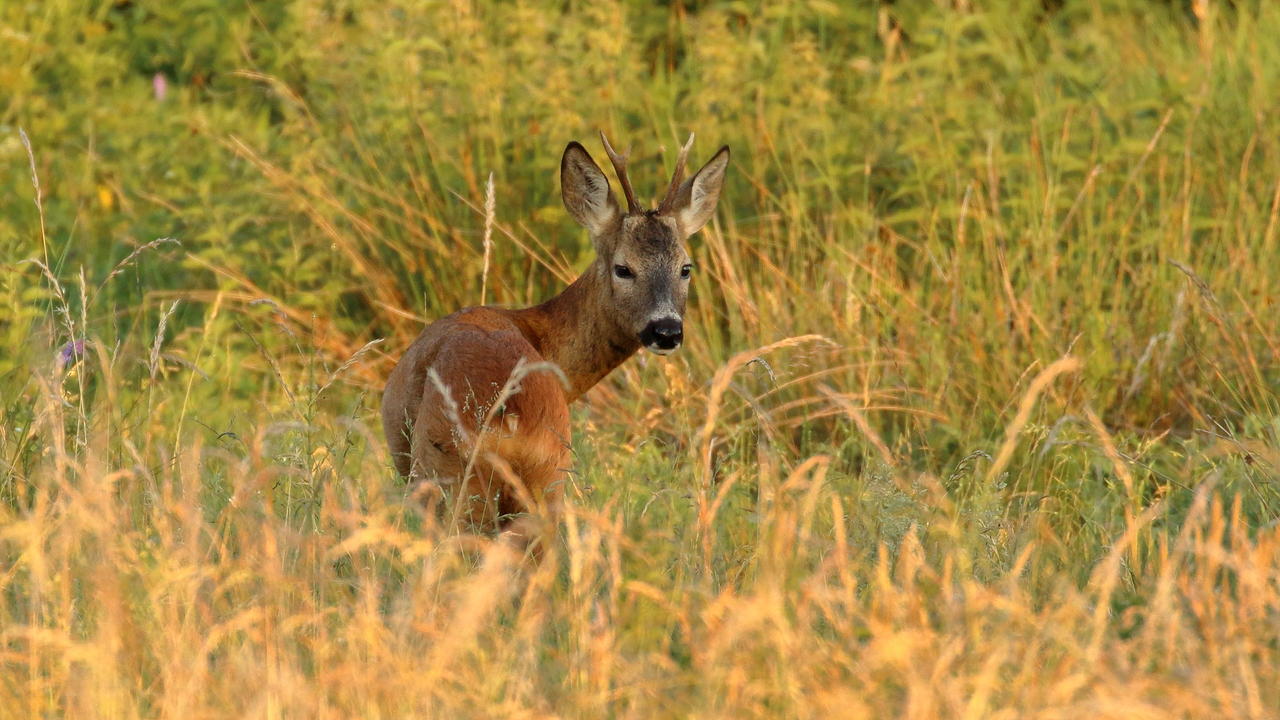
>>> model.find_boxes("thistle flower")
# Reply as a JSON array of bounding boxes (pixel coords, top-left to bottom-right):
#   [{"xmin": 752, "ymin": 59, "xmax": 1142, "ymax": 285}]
[{"xmin": 56, "ymin": 339, "xmax": 86, "ymax": 372}]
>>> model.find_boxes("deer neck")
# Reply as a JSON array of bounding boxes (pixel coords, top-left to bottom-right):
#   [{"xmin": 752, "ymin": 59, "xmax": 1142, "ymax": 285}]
[{"xmin": 513, "ymin": 263, "xmax": 639, "ymax": 402}]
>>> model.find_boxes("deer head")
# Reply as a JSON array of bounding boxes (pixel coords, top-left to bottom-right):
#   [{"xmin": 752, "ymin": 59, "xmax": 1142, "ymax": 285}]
[{"xmin": 560, "ymin": 132, "xmax": 730, "ymax": 355}]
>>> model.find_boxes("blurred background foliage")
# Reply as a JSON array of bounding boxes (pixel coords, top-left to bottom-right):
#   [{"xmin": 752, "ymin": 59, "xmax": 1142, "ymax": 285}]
[{"xmin": 5, "ymin": 0, "xmax": 1277, "ymax": 439}]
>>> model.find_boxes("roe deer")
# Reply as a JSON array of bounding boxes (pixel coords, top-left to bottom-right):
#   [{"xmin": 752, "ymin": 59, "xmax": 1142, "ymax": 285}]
[{"xmin": 381, "ymin": 132, "xmax": 729, "ymax": 544}]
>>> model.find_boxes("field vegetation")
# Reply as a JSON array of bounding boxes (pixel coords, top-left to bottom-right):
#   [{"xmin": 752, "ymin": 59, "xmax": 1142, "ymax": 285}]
[{"xmin": 3, "ymin": 0, "xmax": 1280, "ymax": 716}]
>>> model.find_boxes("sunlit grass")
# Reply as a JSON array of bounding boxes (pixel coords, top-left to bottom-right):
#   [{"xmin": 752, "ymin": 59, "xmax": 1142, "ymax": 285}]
[{"xmin": 3, "ymin": 0, "xmax": 1280, "ymax": 716}]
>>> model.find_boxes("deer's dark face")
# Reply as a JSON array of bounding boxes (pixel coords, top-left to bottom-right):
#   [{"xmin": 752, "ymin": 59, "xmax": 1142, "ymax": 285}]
[
  {"xmin": 607, "ymin": 214, "xmax": 692, "ymax": 354},
  {"xmin": 561, "ymin": 136, "xmax": 729, "ymax": 357}
]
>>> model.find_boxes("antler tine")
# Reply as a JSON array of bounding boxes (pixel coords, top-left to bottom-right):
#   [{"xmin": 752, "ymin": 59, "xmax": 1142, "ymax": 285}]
[
  {"xmin": 658, "ymin": 132, "xmax": 696, "ymax": 214},
  {"xmin": 599, "ymin": 130, "xmax": 640, "ymax": 215}
]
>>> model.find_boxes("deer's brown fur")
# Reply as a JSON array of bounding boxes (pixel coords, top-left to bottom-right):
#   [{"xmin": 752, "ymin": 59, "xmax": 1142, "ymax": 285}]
[{"xmin": 381, "ymin": 134, "xmax": 729, "ymax": 544}]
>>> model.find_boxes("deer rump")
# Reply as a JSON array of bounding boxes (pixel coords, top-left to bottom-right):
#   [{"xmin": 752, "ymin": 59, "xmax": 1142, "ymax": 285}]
[{"xmin": 381, "ymin": 307, "xmax": 571, "ymax": 533}]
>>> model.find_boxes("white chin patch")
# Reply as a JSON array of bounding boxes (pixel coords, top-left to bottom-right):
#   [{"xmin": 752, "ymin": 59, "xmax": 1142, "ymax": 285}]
[{"xmin": 646, "ymin": 344, "xmax": 679, "ymax": 356}]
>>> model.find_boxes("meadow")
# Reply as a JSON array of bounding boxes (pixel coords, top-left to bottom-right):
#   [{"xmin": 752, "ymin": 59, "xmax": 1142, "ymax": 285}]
[{"xmin": 3, "ymin": 0, "xmax": 1280, "ymax": 717}]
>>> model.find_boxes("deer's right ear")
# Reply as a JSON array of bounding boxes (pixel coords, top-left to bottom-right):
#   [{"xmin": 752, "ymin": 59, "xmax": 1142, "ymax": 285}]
[{"xmin": 561, "ymin": 142, "xmax": 621, "ymax": 237}]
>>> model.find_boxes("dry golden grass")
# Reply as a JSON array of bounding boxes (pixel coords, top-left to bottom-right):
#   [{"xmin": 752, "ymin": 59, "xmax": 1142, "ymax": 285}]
[{"xmin": 5, "ymin": 372, "xmax": 1279, "ymax": 718}]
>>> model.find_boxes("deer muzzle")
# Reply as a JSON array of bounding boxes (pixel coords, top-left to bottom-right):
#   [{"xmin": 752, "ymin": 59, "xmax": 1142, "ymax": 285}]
[{"xmin": 640, "ymin": 317, "xmax": 683, "ymax": 355}]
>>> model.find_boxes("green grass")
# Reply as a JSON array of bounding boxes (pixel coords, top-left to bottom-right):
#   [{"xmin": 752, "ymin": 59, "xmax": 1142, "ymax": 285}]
[{"xmin": 3, "ymin": 0, "xmax": 1280, "ymax": 717}]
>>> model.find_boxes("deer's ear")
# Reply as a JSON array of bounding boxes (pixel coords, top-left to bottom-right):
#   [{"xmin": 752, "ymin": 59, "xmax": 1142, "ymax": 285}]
[
  {"xmin": 561, "ymin": 142, "xmax": 621, "ymax": 237},
  {"xmin": 668, "ymin": 146, "xmax": 729, "ymax": 237}
]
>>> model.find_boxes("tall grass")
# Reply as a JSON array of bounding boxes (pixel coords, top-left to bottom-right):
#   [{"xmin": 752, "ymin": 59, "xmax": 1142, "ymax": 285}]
[{"xmin": 3, "ymin": 0, "xmax": 1280, "ymax": 716}]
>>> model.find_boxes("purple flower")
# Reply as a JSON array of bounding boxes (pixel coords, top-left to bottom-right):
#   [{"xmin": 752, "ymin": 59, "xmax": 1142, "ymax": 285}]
[
  {"xmin": 56, "ymin": 339, "xmax": 86, "ymax": 372},
  {"xmin": 153, "ymin": 73, "xmax": 168, "ymax": 102}
]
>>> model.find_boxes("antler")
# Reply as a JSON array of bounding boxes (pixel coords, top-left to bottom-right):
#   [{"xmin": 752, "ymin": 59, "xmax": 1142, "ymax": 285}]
[
  {"xmin": 657, "ymin": 132, "xmax": 695, "ymax": 214},
  {"xmin": 598, "ymin": 131, "xmax": 640, "ymax": 215}
]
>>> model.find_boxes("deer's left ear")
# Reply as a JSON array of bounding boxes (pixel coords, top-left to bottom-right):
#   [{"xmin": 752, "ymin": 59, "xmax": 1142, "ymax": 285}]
[{"xmin": 668, "ymin": 146, "xmax": 730, "ymax": 237}]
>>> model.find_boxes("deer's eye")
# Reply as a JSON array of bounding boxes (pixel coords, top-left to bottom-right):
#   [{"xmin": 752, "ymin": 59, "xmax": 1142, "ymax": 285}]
[
  {"xmin": 614, "ymin": 265, "xmax": 634, "ymax": 280},
  {"xmin": 680, "ymin": 264, "xmax": 693, "ymax": 279}
]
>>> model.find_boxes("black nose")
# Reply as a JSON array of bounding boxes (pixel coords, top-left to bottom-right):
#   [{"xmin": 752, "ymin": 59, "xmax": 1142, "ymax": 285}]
[{"xmin": 640, "ymin": 318, "xmax": 683, "ymax": 349}]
